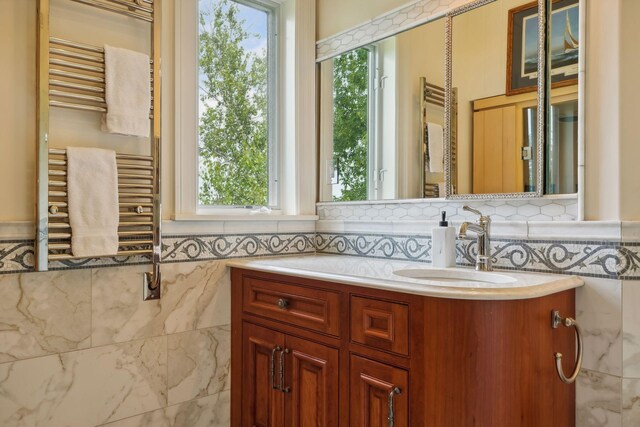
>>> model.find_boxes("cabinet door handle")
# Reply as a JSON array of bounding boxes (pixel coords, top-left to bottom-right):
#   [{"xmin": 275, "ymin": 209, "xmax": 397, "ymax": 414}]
[
  {"xmin": 279, "ymin": 348, "xmax": 290, "ymax": 393},
  {"xmin": 277, "ymin": 298, "xmax": 289, "ymax": 310},
  {"xmin": 388, "ymin": 386, "xmax": 402, "ymax": 427},
  {"xmin": 552, "ymin": 310, "xmax": 583, "ymax": 384},
  {"xmin": 270, "ymin": 346, "xmax": 281, "ymax": 390}
]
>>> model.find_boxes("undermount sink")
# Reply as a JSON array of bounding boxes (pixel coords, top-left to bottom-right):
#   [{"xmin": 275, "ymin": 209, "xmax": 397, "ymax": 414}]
[{"xmin": 393, "ymin": 268, "xmax": 518, "ymax": 286}]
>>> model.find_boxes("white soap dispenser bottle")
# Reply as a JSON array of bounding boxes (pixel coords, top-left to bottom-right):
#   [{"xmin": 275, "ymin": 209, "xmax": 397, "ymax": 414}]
[{"xmin": 432, "ymin": 211, "xmax": 456, "ymax": 268}]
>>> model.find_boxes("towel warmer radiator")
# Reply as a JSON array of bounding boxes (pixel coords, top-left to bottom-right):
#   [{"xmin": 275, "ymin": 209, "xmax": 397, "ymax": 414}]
[
  {"xmin": 36, "ymin": 0, "xmax": 162, "ymax": 300},
  {"xmin": 420, "ymin": 78, "xmax": 457, "ymax": 198}
]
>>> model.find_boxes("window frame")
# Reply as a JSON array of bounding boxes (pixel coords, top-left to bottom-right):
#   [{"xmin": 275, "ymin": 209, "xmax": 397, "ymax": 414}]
[
  {"xmin": 366, "ymin": 45, "xmax": 379, "ymax": 201},
  {"xmin": 176, "ymin": 0, "xmax": 281, "ymax": 217},
  {"xmin": 175, "ymin": 0, "xmax": 317, "ymax": 221}
]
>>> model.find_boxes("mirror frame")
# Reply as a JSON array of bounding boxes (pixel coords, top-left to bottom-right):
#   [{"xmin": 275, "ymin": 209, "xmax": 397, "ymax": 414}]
[{"xmin": 444, "ymin": 0, "xmax": 548, "ymax": 200}]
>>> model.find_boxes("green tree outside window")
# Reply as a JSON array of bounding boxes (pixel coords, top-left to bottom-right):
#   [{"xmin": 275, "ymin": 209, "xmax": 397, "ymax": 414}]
[{"xmin": 198, "ymin": 0, "xmax": 269, "ymax": 206}]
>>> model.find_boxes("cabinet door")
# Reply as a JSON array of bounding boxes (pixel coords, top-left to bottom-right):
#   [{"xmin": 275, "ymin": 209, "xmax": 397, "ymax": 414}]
[
  {"xmin": 242, "ymin": 322, "xmax": 285, "ymax": 427},
  {"xmin": 284, "ymin": 335, "xmax": 340, "ymax": 427},
  {"xmin": 350, "ymin": 355, "xmax": 408, "ymax": 427}
]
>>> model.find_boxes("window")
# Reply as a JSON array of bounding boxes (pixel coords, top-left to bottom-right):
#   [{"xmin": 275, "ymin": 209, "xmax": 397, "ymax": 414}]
[
  {"xmin": 176, "ymin": 0, "xmax": 316, "ymax": 219},
  {"xmin": 197, "ymin": 0, "xmax": 278, "ymax": 209}
]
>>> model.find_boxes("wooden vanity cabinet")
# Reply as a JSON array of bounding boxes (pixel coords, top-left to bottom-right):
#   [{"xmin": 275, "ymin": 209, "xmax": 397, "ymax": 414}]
[{"xmin": 231, "ymin": 268, "xmax": 576, "ymax": 427}]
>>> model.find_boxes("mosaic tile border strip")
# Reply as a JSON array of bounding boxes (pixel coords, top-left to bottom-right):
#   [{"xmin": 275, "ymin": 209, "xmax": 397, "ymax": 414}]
[
  {"xmin": 0, "ymin": 233, "xmax": 316, "ymax": 274},
  {"xmin": 3, "ymin": 231, "xmax": 639, "ymax": 279},
  {"xmin": 317, "ymin": 198, "xmax": 578, "ymax": 221},
  {"xmin": 0, "ymin": 240, "xmax": 34, "ymax": 274},
  {"xmin": 315, "ymin": 233, "xmax": 432, "ymax": 261},
  {"xmin": 161, "ymin": 233, "xmax": 316, "ymax": 263},
  {"xmin": 316, "ymin": 233, "xmax": 640, "ymax": 280},
  {"xmin": 316, "ymin": 0, "xmax": 467, "ymax": 61}
]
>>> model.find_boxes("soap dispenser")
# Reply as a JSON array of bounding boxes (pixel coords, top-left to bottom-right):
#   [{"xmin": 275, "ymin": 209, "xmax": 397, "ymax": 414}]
[{"xmin": 432, "ymin": 211, "xmax": 456, "ymax": 268}]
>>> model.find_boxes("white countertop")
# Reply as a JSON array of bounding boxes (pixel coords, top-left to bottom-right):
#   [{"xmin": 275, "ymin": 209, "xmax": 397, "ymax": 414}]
[{"xmin": 227, "ymin": 254, "xmax": 584, "ymax": 301}]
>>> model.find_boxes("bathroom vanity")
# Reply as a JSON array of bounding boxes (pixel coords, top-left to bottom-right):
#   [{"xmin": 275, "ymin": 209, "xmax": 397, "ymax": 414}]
[{"xmin": 229, "ymin": 255, "xmax": 583, "ymax": 426}]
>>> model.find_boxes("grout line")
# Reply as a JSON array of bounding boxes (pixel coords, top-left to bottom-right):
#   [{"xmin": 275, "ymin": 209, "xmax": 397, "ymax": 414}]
[
  {"xmin": 90, "ymin": 267, "xmax": 93, "ymax": 349},
  {"xmin": 0, "ymin": 333, "xmax": 165, "ymax": 368}
]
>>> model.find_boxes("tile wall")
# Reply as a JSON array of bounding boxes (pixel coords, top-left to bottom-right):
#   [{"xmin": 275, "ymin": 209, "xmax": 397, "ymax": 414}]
[
  {"xmin": 0, "ymin": 222, "xmax": 316, "ymax": 427},
  {"xmin": 0, "ymin": 261, "xmax": 232, "ymax": 427},
  {"xmin": 1, "ymin": 219, "xmax": 639, "ymax": 426}
]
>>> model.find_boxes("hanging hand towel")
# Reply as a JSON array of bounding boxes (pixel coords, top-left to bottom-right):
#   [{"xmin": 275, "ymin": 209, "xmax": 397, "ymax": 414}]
[
  {"xmin": 102, "ymin": 45, "xmax": 150, "ymax": 137},
  {"xmin": 427, "ymin": 122, "xmax": 444, "ymax": 173},
  {"xmin": 67, "ymin": 147, "xmax": 120, "ymax": 257}
]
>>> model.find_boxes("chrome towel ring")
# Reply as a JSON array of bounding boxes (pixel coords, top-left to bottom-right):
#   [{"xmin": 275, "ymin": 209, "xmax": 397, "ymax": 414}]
[{"xmin": 552, "ymin": 309, "xmax": 583, "ymax": 384}]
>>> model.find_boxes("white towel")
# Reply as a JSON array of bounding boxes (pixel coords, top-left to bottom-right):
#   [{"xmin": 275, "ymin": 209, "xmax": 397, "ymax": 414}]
[
  {"xmin": 66, "ymin": 147, "xmax": 120, "ymax": 257},
  {"xmin": 102, "ymin": 45, "xmax": 150, "ymax": 137},
  {"xmin": 427, "ymin": 122, "xmax": 444, "ymax": 173}
]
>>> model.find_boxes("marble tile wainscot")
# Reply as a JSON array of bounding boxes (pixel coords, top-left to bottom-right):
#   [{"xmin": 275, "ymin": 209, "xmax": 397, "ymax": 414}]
[
  {"xmin": 0, "ymin": 261, "xmax": 233, "ymax": 427},
  {"xmin": 0, "ymin": 229, "xmax": 315, "ymax": 427},
  {"xmin": 2, "ymin": 220, "xmax": 640, "ymax": 426}
]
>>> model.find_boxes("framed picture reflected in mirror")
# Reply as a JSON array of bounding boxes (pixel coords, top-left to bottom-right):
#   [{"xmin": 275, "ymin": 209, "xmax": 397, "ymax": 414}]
[{"xmin": 507, "ymin": 0, "xmax": 579, "ymax": 95}]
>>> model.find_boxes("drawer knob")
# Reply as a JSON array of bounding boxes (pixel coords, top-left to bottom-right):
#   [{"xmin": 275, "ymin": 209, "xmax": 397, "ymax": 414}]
[{"xmin": 277, "ymin": 298, "xmax": 289, "ymax": 310}]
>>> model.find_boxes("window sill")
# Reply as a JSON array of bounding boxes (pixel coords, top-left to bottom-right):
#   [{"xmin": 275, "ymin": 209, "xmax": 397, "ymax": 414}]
[{"xmin": 171, "ymin": 214, "xmax": 319, "ymax": 222}]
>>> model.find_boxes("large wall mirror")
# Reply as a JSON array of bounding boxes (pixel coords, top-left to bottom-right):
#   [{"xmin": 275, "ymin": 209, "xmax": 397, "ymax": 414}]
[{"xmin": 317, "ymin": 0, "xmax": 581, "ymax": 203}]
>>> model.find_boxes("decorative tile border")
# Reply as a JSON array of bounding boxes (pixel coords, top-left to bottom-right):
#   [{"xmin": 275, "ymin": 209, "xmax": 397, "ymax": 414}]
[
  {"xmin": 3, "ymin": 229, "xmax": 639, "ymax": 280},
  {"xmin": 459, "ymin": 238, "xmax": 638, "ymax": 279},
  {"xmin": 161, "ymin": 233, "xmax": 316, "ymax": 263},
  {"xmin": 317, "ymin": 198, "xmax": 578, "ymax": 221},
  {"xmin": 315, "ymin": 233, "xmax": 431, "ymax": 261},
  {"xmin": 0, "ymin": 240, "xmax": 34, "ymax": 274},
  {"xmin": 0, "ymin": 233, "xmax": 316, "ymax": 274},
  {"xmin": 316, "ymin": 0, "xmax": 468, "ymax": 61},
  {"xmin": 316, "ymin": 233, "xmax": 640, "ymax": 280}
]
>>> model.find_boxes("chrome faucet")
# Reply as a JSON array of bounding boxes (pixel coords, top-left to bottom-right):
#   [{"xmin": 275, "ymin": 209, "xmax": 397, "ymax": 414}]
[{"xmin": 458, "ymin": 206, "xmax": 492, "ymax": 271}]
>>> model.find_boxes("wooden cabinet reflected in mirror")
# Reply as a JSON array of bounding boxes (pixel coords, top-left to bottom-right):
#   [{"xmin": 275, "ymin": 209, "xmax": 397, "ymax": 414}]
[{"xmin": 469, "ymin": 86, "xmax": 577, "ymax": 195}]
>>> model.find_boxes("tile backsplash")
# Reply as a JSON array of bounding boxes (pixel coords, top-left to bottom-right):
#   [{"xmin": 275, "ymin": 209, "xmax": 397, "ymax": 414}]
[{"xmin": 317, "ymin": 198, "xmax": 578, "ymax": 221}]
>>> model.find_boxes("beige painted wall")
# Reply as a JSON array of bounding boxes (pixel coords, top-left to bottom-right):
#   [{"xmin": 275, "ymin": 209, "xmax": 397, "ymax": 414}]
[
  {"xmin": 580, "ymin": 0, "xmax": 640, "ymax": 221},
  {"xmin": 316, "ymin": 0, "xmax": 411, "ymax": 41},
  {"xmin": 618, "ymin": 0, "xmax": 640, "ymax": 220},
  {"xmin": 0, "ymin": 0, "xmax": 37, "ymax": 222},
  {"xmin": 1, "ymin": 0, "xmax": 639, "ymax": 222}
]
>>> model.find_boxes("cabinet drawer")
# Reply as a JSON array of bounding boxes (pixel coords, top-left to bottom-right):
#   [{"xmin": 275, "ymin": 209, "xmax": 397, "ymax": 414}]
[
  {"xmin": 351, "ymin": 296, "xmax": 409, "ymax": 356},
  {"xmin": 242, "ymin": 276, "xmax": 341, "ymax": 336}
]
